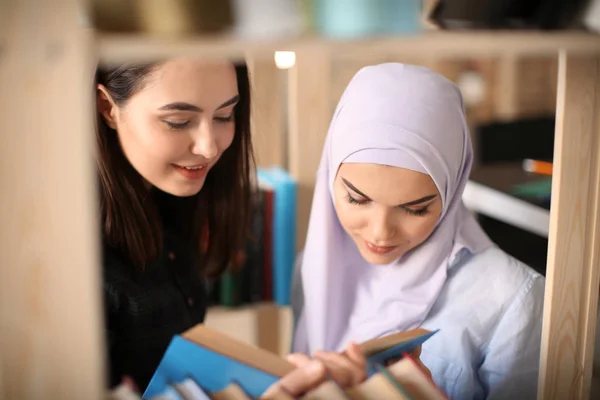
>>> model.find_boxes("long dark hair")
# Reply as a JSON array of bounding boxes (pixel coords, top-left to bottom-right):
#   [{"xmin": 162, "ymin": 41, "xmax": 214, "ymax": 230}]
[{"xmin": 95, "ymin": 62, "xmax": 254, "ymax": 277}]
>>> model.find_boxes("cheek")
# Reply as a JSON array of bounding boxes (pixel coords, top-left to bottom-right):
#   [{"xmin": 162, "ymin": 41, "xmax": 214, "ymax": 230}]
[
  {"xmin": 402, "ymin": 210, "xmax": 441, "ymax": 243},
  {"xmin": 334, "ymin": 200, "xmax": 367, "ymax": 233},
  {"xmin": 215, "ymin": 124, "xmax": 235, "ymax": 153},
  {"xmin": 120, "ymin": 115, "xmax": 183, "ymax": 162}
]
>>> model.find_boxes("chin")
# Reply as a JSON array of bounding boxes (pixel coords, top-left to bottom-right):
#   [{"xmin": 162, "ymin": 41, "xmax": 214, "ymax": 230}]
[
  {"xmin": 359, "ymin": 247, "xmax": 403, "ymax": 265},
  {"xmin": 156, "ymin": 181, "xmax": 205, "ymax": 198}
]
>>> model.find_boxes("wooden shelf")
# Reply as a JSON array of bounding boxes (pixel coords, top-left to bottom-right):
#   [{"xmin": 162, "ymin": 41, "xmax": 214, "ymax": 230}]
[
  {"xmin": 204, "ymin": 303, "xmax": 292, "ymax": 356},
  {"xmin": 464, "ymin": 163, "xmax": 550, "ymax": 238},
  {"xmin": 98, "ymin": 30, "xmax": 600, "ymax": 63},
  {"xmin": 464, "ymin": 180, "xmax": 550, "ymax": 237}
]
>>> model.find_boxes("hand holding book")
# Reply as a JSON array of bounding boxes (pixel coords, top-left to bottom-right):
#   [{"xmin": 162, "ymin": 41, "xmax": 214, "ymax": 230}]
[
  {"xmin": 263, "ymin": 343, "xmax": 431, "ymax": 396},
  {"xmin": 379, "ymin": 344, "xmax": 432, "ymax": 380},
  {"xmin": 262, "ymin": 342, "xmax": 367, "ymax": 398},
  {"xmin": 142, "ymin": 324, "xmax": 442, "ymax": 399}
]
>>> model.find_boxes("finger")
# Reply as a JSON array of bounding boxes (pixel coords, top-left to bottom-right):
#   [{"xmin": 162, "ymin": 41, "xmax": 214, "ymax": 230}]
[
  {"xmin": 121, "ymin": 376, "xmax": 139, "ymax": 392},
  {"xmin": 313, "ymin": 351, "xmax": 365, "ymax": 387},
  {"xmin": 345, "ymin": 342, "xmax": 367, "ymax": 370},
  {"xmin": 414, "ymin": 358, "xmax": 433, "ymax": 379},
  {"xmin": 410, "ymin": 345, "xmax": 422, "ymax": 358},
  {"xmin": 383, "ymin": 356, "xmax": 402, "ymax": 367},
  {"xmin": 261, "ymin": 360, "xmax": 326, "ymax": 399},
  {"xmin": 285, "ymin": 353, "xmax": 312, "ymax": 368}
]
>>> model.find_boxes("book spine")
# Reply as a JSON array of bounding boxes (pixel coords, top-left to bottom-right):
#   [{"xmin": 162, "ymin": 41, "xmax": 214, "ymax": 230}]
[
  {"xmin": 262, "ymin": 187, "xmax": 274, "ymax": 301},
  {"xmin": 219, "ymin": 250, "xmax": 245, "ymax": 307},
  {"xmin": 269, "ymin": 168, "xmax": 297, "ymax": 306},
  {"xmin": 242, "ymin": 189, "xmax": 265, "ymax": 303}
]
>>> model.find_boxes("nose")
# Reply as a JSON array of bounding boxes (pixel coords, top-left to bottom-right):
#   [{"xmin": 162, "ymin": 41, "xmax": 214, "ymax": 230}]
[
  {"xmin": 369, "ymin": 208, "xmax": 396, "ymax": 244},
  {"xmin": 190, "ymin": 120, "xmax": 218, "ymax": 160}
]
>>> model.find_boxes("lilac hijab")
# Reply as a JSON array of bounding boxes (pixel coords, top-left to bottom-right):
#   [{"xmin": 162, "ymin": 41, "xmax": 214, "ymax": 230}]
[{"xmin": 292, "ymin": 63, "xmax": 493, "ymax": 353}]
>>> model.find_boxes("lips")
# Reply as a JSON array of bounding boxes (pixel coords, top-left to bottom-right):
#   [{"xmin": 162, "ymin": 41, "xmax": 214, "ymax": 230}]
[
  {"xmin": 173, "ymin": 163, "xmax": 208, "ymax": 180},
  {"xmin": 365, "ymin": 240, "xmax": 398, "ymax": 255},
  {"xmin": 180, "ymin": 165, "xmax": 205, "ymax": 170}
]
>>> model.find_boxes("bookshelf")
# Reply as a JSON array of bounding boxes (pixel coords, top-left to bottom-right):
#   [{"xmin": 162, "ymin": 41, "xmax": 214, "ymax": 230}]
[
  {"xmin": 463, "ymin": 180, "xmax": 550, "ymax": 237},
  {"xmin": 463, "ymin": 164, "xmax": 551, "ymax": 238},
  {"xmin": 1, "ymin": 1, "xmax": 600, "ymax": 400},
  {"xmin": 98, "ymin": 31, "xmax": 600, "ymax": 63}
]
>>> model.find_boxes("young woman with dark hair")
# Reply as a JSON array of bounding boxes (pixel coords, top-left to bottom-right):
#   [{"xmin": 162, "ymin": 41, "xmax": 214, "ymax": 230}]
[{"xmin": 96, "ymin": 58, "xmax": 367, "ymax": 398}]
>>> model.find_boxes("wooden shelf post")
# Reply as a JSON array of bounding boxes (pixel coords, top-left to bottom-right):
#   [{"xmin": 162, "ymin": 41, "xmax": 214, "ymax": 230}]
[
  {"xmin": 247, "ymin": 56, "xmax": 285, "ymax": 169},
  {"xmin": 538, "ymin": 52, "xmax": 600, "ymax": 400},
  {"xmin": 287, "ymin": 47, "xmax": 332, "ymax": 251},
  {"xmin": 0, "ymin": 1, "xmax": 104, "ymax": 398}
]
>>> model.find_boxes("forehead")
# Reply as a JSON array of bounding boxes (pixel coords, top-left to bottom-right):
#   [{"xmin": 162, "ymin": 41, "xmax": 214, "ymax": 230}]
[
  {"xmin": 133, "ymin": 59, "xmax": 238, "ymax": 108},
  {"xmin": 337, "ymin": 163, "xmax": 438, "ymax": 204}
]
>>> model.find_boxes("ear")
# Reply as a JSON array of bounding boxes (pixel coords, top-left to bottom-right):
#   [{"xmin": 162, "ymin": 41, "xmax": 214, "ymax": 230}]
[{"xmin": 97, "ymin": 84, "xmax": 119, "ymax": 130}]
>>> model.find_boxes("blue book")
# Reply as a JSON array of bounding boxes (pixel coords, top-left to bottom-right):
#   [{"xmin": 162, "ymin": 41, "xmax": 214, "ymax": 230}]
[
  {"xmin": 364, "ymin": 330, "xmax": 439, "ymax": 376},
  {"xmin": 144, "ymin": 324, "xmax": 437, "ymax": 398},
  {"xmin": 144, "ymin": 335, "xmax": 281, "ymax": 398},
  {"xmin": 257, "ymin": 167, "xmax": 297, "ymax": 305}
]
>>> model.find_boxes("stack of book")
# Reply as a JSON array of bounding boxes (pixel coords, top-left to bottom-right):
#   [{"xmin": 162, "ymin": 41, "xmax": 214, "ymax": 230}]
[
  {"xmin": 109, "ymin": 325, "xmax": 446, "ymax": 400},
  {"xmin": 210, "ymin": 167, "xmax": 297, "ymax": 307}
]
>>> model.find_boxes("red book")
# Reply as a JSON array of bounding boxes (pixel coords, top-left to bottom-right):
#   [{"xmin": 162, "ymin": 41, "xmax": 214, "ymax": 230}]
[{"xmin": 260, "ymin": 184, "xmax": 274, "ymax": 301}]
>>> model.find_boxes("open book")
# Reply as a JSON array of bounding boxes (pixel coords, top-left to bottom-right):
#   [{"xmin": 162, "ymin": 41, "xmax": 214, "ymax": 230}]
[{"xmin": 137, "ymin": 324, "xmax": 441, "ymax": 399}]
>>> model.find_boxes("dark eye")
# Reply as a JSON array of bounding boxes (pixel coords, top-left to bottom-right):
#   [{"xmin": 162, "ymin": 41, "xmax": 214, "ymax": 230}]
[
  {"xmin": 346, "ymin": 193, "xmax": 368, "ymax": 206},
  {"xmin": 163, "ymin": 120, "xmax": 190, "ymax": 130},
  {"xmin": 403, "ymin": 206, "xmax": 430, "ymax": 216},
  {"xmin": 214, "ymin": 114, "xmax": 234, "ymax": 124}
]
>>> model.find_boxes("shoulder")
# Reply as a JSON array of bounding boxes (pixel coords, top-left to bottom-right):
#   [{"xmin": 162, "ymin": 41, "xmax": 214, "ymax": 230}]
[
  {"xmin": 422, "ymin": 247, "xmax": 545, "ymax": 397},
  {"xmin": 425, "ymin": 246, "xmax": 545, "ymax": 347},
  {"xmin": 448, "ymin": 245, "xmax": 545, "ymax": 306}
]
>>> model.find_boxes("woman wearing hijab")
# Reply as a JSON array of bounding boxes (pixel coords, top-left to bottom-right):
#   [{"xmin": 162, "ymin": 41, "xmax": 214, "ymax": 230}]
[{"xmin": 291, "ymin": 63, "xmax": 546, "ymax": 400}]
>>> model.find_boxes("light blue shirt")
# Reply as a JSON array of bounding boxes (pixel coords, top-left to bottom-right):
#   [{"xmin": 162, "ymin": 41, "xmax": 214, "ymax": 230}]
[{"xmin": 291, "ymin": 245, "xmax": 546, "ymax": 400}]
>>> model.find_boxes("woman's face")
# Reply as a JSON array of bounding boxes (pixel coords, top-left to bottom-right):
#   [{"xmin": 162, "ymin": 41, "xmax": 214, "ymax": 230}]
[
  {"xmin": 97, "ymin": 59, "xmax": 239, "ymax": 197},
  {"xmin": 333, "ymin": 163, "xmax": 443, "ymax": 264}
]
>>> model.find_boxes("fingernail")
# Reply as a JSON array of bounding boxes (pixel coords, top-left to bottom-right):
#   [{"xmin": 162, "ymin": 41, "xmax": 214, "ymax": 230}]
[
  {"xmin": 261, "ymin": 385, "xmax": 277, "ymax": 398},
  {"xmin": 306, "ymin": 360, "xmax": 324, "ymax": 375}
]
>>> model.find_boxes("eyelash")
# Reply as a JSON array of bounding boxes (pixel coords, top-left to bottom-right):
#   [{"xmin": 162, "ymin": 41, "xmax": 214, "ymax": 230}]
[
  {"xmin": 404, "ymin": 207, "xmax": 430, "ymax": 216},
  {"xmin": 163, "ymin": 114, "xmax": 234, "ymax": 130},
  {"xmin": 345, "ymin": 193, "xmax": 431, "ymax": 216},
  {"xmin": 214, "ymin": 114, "xmax": 234, "ymax": 123},
  {"xmin": 164, "ymin": 121, "xmax": 190, "ymax": 130},
  {"xmin": 346, "ymin": 194, "xmax": 367, "ymax": 206}
]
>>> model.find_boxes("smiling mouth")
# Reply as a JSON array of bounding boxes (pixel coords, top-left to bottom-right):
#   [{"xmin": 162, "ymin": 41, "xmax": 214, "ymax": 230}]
[
  {"xmin": 172, "ymin": 163, "xmax": 209, "ymax": 180},
  {"xmin": 365, "ymin": 241, "xmax": 398, "ymax": 255},
  {"xmin": 177, "ymin": 164, "xmax": 206, "ymax": 170}
]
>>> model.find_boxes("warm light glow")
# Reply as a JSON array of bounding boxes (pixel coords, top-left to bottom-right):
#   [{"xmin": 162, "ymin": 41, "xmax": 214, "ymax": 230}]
[
  {"xmin": 274, "ymin": 51, "xmax": 296, "ymax": 69},
  {"xmin": 457, "ymin": 71, "xmax": 485, "ymax": 107}
]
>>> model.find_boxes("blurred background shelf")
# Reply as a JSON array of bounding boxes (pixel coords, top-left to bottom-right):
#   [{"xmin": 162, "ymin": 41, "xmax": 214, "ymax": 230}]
[
  {"xmin": 97, "ymin": 31, "xmax": 600, "ymax": 63},
  {"xmin": 464, "ymin": 163, "xmax": 550, "ymax": 238}
]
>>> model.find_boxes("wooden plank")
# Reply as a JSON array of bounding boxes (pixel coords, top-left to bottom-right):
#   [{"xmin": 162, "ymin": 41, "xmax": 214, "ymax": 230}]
[
  {"xmin": 247, "ymin": 56, "xmax": 284, "ymax": 168},
  {"xmin": 287, "ymin": 47, "xmax": 332, "ymax": 251},
  {"xmin": 98, "ymin": 31, "xmax": 600, "ymax": 65},
  {"xmin": 463, "ymin": 58, "xmax": 496, "ymax": 128},
  {"xmin": 493, "ymin": 55, "xmax": 519, "ymax": 121},
  {"xmin": 517, "ymin": 56, "xmax": 558, "ymax": 117},
  {"xmin": 538, "ymin": 53, "xmax": 600, "ymax": 400},
  {"xmin": 0, "ymin": 1, "xmax": 104, "ymax": 399}
]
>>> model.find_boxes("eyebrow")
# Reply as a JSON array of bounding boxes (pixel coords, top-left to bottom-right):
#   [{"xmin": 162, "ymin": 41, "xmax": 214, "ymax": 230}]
[
  {"xmin": 341, "ymin": 177, "xmax": 437, "ymax": 207},
  {"xmin": 158, "ymin": 94, "xmax": 240, "ymax": 112}
]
